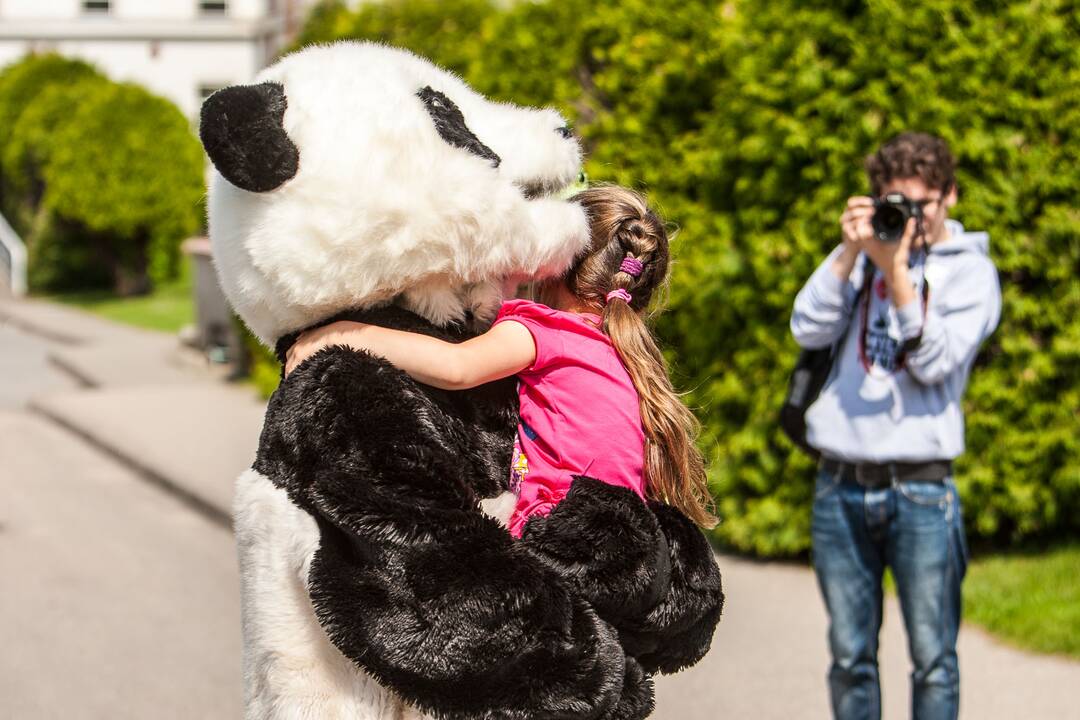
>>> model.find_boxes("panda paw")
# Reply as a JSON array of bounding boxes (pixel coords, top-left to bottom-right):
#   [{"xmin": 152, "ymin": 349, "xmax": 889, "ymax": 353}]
[
  {"xmin": 519, "ymin": 477, "xmax": 671, "ymax": 626},
  {"xmin": 619, "ymin": 501, "xmax": 724, "ymax": 675}
]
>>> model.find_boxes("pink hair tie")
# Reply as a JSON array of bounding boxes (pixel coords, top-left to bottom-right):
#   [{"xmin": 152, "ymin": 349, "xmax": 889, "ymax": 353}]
[
  {"xmin": 620, "ymin": 257, "xmax": 644, "ymax": 277},
  {"xmin": 606, "ymin": 288, "xmax": 632, "ymax": 304}
]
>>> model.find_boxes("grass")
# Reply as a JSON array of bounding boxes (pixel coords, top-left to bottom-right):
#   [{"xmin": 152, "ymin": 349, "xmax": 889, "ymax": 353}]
[
  {"xmin": 48, "ymin": 276, "xmax": 194, "ymax": 334},
  {"xmin": 878, "ymin": 546, "xmax": 1079, "ymax": 659},
  {"xmin": 964, "ymin": 543, "xmax": 1080, "ymax": 658}
]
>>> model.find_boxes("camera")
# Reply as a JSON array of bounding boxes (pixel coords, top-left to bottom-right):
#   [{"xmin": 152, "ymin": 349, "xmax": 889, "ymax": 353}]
[{"xmin": 871, "ymin": 192, "xmax": 923, "ymax": 242}]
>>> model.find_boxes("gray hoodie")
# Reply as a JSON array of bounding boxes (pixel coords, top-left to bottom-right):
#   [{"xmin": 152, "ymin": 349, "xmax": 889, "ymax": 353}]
[{"xmin": 790, "ymin": 219, "xmax": 1001, "ymax": 463}]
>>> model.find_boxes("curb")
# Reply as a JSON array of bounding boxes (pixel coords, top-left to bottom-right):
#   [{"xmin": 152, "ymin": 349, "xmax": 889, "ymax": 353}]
[
  {"xmin": 29, "ymin": 400, "xmax": 234, "ymax": 531},
  {"xmin": 47, "ymin": 353, "xmax": 97, "ymax": 389},
  {"xmin": 0, "ymin": 306, "xmax": 85, "ymax": 346}
]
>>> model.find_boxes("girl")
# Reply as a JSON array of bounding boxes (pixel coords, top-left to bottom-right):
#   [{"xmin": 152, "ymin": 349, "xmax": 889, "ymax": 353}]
[{"xmin": 285, "ymin": 186, "xmax": 716, "ymax": 535}]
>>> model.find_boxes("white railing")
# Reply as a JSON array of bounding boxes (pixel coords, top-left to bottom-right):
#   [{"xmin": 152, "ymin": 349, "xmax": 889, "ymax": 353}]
[{"xmin": 0, "ymin": 210, "xmax": 27, "ymax": 297}]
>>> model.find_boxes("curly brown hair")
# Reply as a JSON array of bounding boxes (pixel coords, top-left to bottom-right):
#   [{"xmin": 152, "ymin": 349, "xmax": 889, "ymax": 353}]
[{"xmin": 865, "ymin": 132, "xmax": 956, "ymax": 196}]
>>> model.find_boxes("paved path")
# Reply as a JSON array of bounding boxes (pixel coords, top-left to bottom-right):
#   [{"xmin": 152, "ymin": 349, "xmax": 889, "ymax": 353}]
[
  {"xmin": 653, "ymin": 555, "xmax": 1080, "ymax": 719},
  {"xmin": 0, "ymin": 323, "xmax": 80, "ymax": 409},
  {"xmin": 0, "ymin": 411, "xmax": 242, "ymax": 719},
  {"xmin": 0, "ymin": 303, "xmax": 246, "ymax": 719},
  {"xmin": 2, "ymin": 298, "xmax": 1079, "ymax": 719}
]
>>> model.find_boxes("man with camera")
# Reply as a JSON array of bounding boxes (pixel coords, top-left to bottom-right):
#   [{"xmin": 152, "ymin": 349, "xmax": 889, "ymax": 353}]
[{"xmin": 790, "ymin": 132, "xmax": 1000, "ymax": 720}]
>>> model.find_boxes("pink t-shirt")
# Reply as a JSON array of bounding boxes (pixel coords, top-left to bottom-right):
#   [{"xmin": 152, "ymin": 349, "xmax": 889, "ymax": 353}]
[{"xmin": 493, "ymin": 299, "xmax": 647, "ymax": 537}]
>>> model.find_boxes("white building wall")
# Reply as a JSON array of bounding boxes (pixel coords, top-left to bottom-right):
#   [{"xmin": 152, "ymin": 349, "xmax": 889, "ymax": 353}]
[
  {"xmin": 0, "ymin": 0, "xmax": 290, "ymax": 117},
  {"xmin": 0, "ymin": 1, "xmax": 274, "ymax": 21},
  {"xmin": 10, "ymin": 39, "xmax": 263, "ymax": 115},
  {"xmin": 1, "ymin": 0, "xmax": 81, "ymax": 20},
  {"xmin": 111, "ymin": 0, "xmax": 270, "ymax": 22}
]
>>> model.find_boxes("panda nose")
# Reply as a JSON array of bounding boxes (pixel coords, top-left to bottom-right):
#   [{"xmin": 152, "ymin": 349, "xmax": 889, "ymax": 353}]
[{"xmin": 556, "ymin": 126, "xmax": 574, "ymax": 139}]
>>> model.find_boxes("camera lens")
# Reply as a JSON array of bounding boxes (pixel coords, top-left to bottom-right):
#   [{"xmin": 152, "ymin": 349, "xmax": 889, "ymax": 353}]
[
  {"xmin": 871, "ymin": 195, "xmax": 911, "ymax": 243},
  {"xmin": 878, "ymin": 206, "xmax": 905, "ymax": 231}
]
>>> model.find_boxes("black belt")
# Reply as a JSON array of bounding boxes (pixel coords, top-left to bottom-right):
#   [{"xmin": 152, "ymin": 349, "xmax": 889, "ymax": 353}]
[{"xmin": 820, "ymin": 457, "xmax": 952, "ymax": 490}]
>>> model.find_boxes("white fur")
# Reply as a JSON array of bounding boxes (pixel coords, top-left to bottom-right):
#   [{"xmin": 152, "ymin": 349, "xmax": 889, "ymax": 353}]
[
  {"xmin": 213, "ymin": 42, "xmax": 588, "ymax": 719},
  {"xmin": 479, "ymin": 490, "xmax": 518, "ymax": 526},
  {"xmin": 208, "ymin": 41, "xmax": 589, "ymax": 345},
  {"xmin": 234, "ymin": 469, "xmax": 420, "ymax": 720}
]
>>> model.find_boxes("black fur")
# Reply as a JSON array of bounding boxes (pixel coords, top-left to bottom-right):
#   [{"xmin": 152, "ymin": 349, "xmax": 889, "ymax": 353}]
[
  {"xmin": 519, "ymin": 477, "xmax": 723, "ymax": 676},
  {"xmin": 618, "ymin": 502, "xmax": 725, "ymax": 675},
  {"xmin": 199, "ymin": 82, "xmax": 300, "ymax": 193},
  {"xmin": 520, "ymin": 477, "xmax": 671, "ymax": 626},
  {"xmin": 255, "ymin": 307, "xmax": 721, "ymax": 717},
  {"xmin": 417, "ymin": 86, "xmax": 502, "ymax": 168}
]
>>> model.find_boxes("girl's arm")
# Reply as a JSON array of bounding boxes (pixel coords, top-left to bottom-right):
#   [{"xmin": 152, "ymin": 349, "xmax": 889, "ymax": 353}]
[{"xmin": 284, "ymin": 319, "xmax": 536, "ymax": 390}]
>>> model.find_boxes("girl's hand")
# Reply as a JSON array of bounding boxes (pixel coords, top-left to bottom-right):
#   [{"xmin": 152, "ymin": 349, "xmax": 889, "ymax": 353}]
[{"xmin": 284, "ymin": 321, "xmax": 369, "ymax": 376}]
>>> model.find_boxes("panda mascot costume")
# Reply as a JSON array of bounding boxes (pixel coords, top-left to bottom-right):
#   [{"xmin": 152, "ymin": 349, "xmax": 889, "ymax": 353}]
[{"xmin": 199, "ymin": 42, "xmax": 722, "ymax": 720}]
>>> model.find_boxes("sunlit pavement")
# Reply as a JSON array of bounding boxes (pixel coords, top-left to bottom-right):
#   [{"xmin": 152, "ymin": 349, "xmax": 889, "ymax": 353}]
[
  {"xmin": 3, "ymin": 306, "xmax": 1079, "ymax": 719},
  {"xmin": 0, "ymin": 321, "xmax": 242, "ymax": 719}
]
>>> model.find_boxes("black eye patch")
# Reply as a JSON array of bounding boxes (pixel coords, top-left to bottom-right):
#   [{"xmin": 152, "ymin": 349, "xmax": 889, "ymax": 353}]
[{"xmin": 417, "ymin": 86, "xmax": 501, "ymax": 168}]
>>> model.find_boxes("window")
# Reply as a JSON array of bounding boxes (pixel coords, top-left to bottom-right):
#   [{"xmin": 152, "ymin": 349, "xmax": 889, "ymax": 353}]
[
  {"xmin": 199, "ymin": 1, "xmax": 228, "ymax": 14},
  {"xmin": 83, "ymin": 0, "xmax": 110, "ymax": 12}
]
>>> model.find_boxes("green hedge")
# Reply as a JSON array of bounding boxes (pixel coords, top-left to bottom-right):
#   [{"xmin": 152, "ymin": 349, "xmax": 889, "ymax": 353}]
[
  {"xmin": 0, "ymin": 54, "xmax": 205, "ymax": 294},
  {"xmin": 291, "ymin": 0, "xmax": 1080, "ymax": 556},
  {"xmin": 0, "ymin": 54, "xmax": 102, "ymax": 157},
  {"xmin": 0, "ymin": 54, "xmax": 104, "ymax": 233},
  {"xmin": 5, "ymin": 79, "xmax": 113, "ymax": 290},
  {"xmin": 42, "ymin": 81, "xmax": 205, "ymax": 291}
]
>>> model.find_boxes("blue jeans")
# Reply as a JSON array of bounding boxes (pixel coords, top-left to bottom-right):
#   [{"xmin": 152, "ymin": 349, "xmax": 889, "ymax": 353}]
[{"xmin": 811, "ymin": 467, "xmax": 968, "ymax": 720}]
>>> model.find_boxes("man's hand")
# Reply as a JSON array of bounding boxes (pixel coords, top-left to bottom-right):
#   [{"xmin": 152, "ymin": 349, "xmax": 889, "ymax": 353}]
[
  {"xmin": 860, "ymin": 215, "xmax": 918, "ymax": 308},
  {"xmin": 839, "ymin": 197, "xmax": 874, "ymax": 254},
  {"xmin": 860, "ymin": 216, "xmax": 915, "ymax": 275},
  {"xmin": 838, "ymin": 197, "xmax": 918, "ymax": 307},
  {"xmin": 833, "ymin": 196, "xmax": 874, "ymax": 281}
]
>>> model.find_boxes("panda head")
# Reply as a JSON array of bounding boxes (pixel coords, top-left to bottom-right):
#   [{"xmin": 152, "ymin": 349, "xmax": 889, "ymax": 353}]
[{"xmin": 200, "ymin": 42, "xmax": 587, "ymax": 345}]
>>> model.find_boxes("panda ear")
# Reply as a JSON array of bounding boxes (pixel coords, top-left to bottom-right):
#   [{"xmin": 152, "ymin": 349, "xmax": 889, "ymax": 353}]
[{"xmin": 199, "ymin": 82, "xmax": 300, "ymax": 193}]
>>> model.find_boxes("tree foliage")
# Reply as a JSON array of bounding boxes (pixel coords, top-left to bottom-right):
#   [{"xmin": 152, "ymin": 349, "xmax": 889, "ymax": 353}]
[
  {"xmin": 42, "ymin": 81, "xmax": 205, "ymax": 291},
  {"xmin": 289, "ymin": 0, "xmax": 1080, "ymax": 555},
  {"xmin": 0, "ymin": 55, "xmax": 204, "ymax": 294},
  {"xmin": 0, "ymin": 54, "xmax": 104, "ymax": 229},
  {"xmin": 0, "ymin": 54, "xmax": 103, "ymax": 162}
]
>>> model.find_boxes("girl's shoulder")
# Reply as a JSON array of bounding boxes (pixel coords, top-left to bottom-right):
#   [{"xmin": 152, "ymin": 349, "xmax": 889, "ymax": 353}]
[
  {"xmin": 496, "ymin": 298, "xmax": 558, "ymax": 323},
  {"xmin": 497, "ymin": 299, "xmax": 602, "ymax": 335}
]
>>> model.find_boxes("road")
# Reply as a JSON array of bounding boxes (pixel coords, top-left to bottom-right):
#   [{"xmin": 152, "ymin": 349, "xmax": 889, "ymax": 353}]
[
  {"xmin": 3, "ymin": 317, "xmax": 1079, "ymax": 720},
  {"xmin": 0, "ymin": 324, "xmax": 243, "ymax": 719}
]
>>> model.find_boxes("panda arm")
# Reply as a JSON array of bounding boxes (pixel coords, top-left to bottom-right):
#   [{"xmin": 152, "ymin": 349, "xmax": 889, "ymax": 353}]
[
  {"xmin": 520, "ymin": 478, "xmax": 724, "ymax": 676},
  {"xmin": 308, "ymin": 510, "xmax": 654, "ymax": 720},
  {"xmin": 619, "ymin": 500, "xmax": 724, "ymax": 675}
]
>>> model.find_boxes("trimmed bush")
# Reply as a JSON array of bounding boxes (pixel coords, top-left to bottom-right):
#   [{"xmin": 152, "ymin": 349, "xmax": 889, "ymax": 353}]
[
  {"xmin": 0, "ymin": 54, "xmax": 104, "ymax": 231},
  {"xmin": 0, "ymin": 55, "xmax": 204, "ymax": 295},
  {"xmin": 287, "ymin": 0, "xmax": 495, "ymax": 76},
  {"xmin": 25, "ymin": 211, "xmax": 112, "ymax": 293},
  {"xmin": 239, "ymin": 320, "xmax": 283, "ymax": 399},
  {"xmin": 42, "ymin": 81, "xmax": 205, "ymax": 292},
  {"xmin": 5, "ymin": 79, "xmax": 108, "ymax": 199},
  {"xmin": 0, "ymin": 54, "xmax": 103, "ymax": 160},
  {"xmin": 292, "ymin": 0, "xmax": 1080, "ymax": 556},
  {"xmin": 5, "ymin": 79, "xmax": 114, "ymax": 291}
]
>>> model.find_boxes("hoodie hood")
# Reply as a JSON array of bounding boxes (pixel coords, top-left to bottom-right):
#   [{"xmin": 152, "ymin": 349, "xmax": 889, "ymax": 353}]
[{"xmin": 931, "ymin": 219, "xmax": 990, "ymax": 256}]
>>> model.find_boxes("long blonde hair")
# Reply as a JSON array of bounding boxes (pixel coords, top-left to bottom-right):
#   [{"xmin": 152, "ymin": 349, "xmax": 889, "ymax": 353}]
[{"xmin": 545, "ymin": 186, "xmax": 717, "ymax": 528}]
